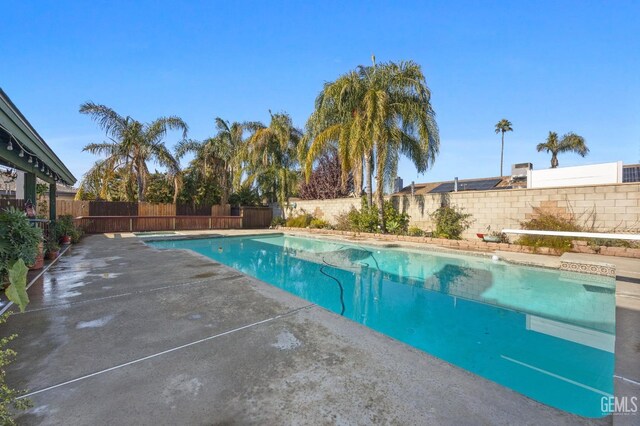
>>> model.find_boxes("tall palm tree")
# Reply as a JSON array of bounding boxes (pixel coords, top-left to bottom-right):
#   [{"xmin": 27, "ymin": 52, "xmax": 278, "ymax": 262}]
[
  {"xmin": 536, "ymin": 131, "xmax": 589, "ymax": 168},
  {"xmin": 494, "ymin": 119, "xmax": 513, "ymax": 176},
  {"xmin": 302, "ymin": 70, "xmax": 369, "ymax": 200},
  {"xmin": 211, "ymin": 118, "xmax": 245, "ymax": 205},
  {"xmin": 244, "ymin": 112, "xmax": 302, "ymax": 218},
  {"xmin": 304, "ymin": 59, "xmax": 439, "ymax": 230},
  {"xmin": 175, "ymin": 117, "xmax": 245, "ymax": 206},
  {"xmin": 155, "ymin": 146, "xmax": 182, "ymax": 204},
  {"xmin": 80, "ymin": 102, "xmax": 188, "ymax": 202}
]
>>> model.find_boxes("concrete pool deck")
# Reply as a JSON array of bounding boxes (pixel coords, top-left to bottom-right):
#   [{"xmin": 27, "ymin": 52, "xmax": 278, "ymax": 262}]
[{"xmin": 1, "ymin": 232, "xmax": 637, "ymax": 425}]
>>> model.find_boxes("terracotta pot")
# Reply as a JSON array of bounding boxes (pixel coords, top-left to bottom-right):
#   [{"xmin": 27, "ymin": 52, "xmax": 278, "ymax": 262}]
[
  {"xmin": 45, "ymin": 250, "xmax": 60, "ymax": 260},
  {"xmin": 30, "ymin": 242, "xmax": 45, "ymax": 270},
  {"xmin": 60, "ymin": 235, "xmax": 71, "ymax": 245}
]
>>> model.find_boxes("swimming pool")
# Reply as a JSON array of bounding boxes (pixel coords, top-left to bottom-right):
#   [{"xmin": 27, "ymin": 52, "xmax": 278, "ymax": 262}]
[{"xmin": 147, "ymin": 234, "xmax": 616, "ymax": 418}]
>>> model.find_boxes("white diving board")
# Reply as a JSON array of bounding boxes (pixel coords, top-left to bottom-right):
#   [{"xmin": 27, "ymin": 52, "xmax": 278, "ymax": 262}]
[{"xmin": 501, "ymin": 229, "xmax": 640, "ymax": 241}]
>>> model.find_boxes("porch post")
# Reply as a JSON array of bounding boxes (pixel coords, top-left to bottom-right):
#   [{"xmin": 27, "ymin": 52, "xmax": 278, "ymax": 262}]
[
  {"xmin": 49, "ymin": 183, "xmax": 56, "ymax": 220},
  {"xmin": 23, "ymin": 172, "xmax": 36, "ymax": 203}
]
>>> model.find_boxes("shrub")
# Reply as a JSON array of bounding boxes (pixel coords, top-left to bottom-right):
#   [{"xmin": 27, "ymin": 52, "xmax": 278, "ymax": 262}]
[
  {"xmin": 407, "ymin": 226, "xmax": 425, "ymax": 237},
  {"xmin": 309, "ymin": 218, "xmax": 331, "ymax": 229},
  {"xmin": 285, "ymin": 213, "xmax": 313, "ymax": 228},
  {"xmin": 490, "ymin": 231, "xmax": 509, "ymax": 243},
  {"xmin": 348, "ymin": 200, "xmax": 380, "ymax": 233},
  {"xmin": 431, "ymin": 206, "xmax": 473, "ymax": 240},
  {"xmin": 383, "ymin": 201, "xmax": 409, "ymax": 235},
  {"xmin": 587, "ymin": 238, "xmax": 639, "ymax": 249},
  {"xmin": 0, "ymin": 208, "xmax": 40, "ymax": 312},
  {"xmin": 331, "ymin": 200, "xmax": 410, "ymax": 234},
  {"xmin": 229, "ymin": 186, "xmax": 261, "ymax": 207},
  {"xmin": 333, "ymin": 211, "xmax": 352, "ymax": 231},
  {"xmin": 0, "ymin": 207, "xmax": 42, "ymax": 280},
  {"xmin": 0, "ymin": 313, "xmax": 32, "ymax": 424},
  {"xmin": 270, "ymin": 217, "xmax": 286, "ymax": 227},
  {"xmin": 518, "ymin": 210, "xmax": 581, "ymax": 252}
]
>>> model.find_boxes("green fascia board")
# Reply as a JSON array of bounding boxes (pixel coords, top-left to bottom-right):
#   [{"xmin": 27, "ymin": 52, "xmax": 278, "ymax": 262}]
[
  {"xmin": 0, "ymin": 88, "xmax": 77, "ymax": 185},
  {"xmin": 0, "ymin": 144, "xmax": 56, "ymax": 184}
]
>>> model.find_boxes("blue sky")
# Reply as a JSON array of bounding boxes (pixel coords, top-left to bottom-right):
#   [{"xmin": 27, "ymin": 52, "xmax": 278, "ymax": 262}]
[{"xmin": 2, "ymin": 0, "xmax": 639, "ymax": 187}]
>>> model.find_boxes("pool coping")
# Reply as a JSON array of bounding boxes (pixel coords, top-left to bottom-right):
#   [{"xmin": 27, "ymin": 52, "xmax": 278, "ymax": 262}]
[
  {"xmin": 144, "ymin": 230, "xmax": 618, "ymax": 333},
  {"xmin": 131, "ymin": 229, "xmax": 616, "ymax": 278},
  {"xmin": 133, "ymin": 228, "xmax": 618, "ymax": 278},
  {"xmin": 286, "ymin": 231, "xmax": 618, "ymax": 277}
]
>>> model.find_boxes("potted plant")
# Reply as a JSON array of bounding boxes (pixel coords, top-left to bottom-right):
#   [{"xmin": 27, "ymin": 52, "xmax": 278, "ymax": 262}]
[
  {"xmin": 45, "ymin": 234, "xmax": 61, "ymax": 260},
  {"xmin": 31, "ymin": 240, "xmax": 45, "ymax": 270},
  {"xmin": 55, "ymin": 215, "xmax": 75, "ymax": 245}
]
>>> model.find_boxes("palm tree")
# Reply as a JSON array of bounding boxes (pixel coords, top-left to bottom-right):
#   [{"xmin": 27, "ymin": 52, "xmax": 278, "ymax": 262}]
[
  {"xmin": 79, "ymin": 102, "xmax": 188, "ymax": 202},
  {"xmin": 76, "ymin": 160, "xmax": 132, "ymax": 201},
  {"xmin": 536, "ymin": 131, "xmax": 589, "ymax": 168},
  {"xmin": 155, "ymin": 147, "xmax": 182, "ymax": 204},
  {"xmin": 304, "ymin": 59, "xmax": 439, "ymax": 230},
  {"xmin": 211, "ymin": 118, "xmax": 245, "ymax": 205},
  {"xmin": 302, "ymin": 70, "xmax": 370, "ymax": 202},
  {"xmin": 244, "ymin": 112, "xmax": 302, "ymax": 218},
  {"xmin": 175, "ymin": 117, "xmax": 245, "ymax": 206},
  {"xmin": 494, "ymin": 119, "xmax": 513, "ymax": 176}
]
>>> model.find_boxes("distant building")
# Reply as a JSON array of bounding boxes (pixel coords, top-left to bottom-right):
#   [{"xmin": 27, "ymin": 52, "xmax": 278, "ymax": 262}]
[
  {"xmin": 53, "ymin": 184, "xmax": 77, "ymax": 201},
  {"xmin": 392, "ymin": 162, "xmax": 640, "ymax": 196},
  {"xmin": 4, "ymin": 171, "xmax": 77, "ymax": 201},
  {"xmin": 392, "ymin": 177, "xmax": 404, "ymax": 193},
  {"xmin": 393, "ymin": 176, "xmax": 517, "ymax": 196}
]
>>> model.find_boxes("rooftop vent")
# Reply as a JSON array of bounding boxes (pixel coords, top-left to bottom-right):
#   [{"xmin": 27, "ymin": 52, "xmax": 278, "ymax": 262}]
[{"xmin": 511, "ymin": 162, "xmax": 532, "ymax": 180}]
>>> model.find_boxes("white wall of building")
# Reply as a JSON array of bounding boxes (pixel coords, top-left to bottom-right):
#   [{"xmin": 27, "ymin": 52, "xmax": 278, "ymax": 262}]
[
  {"xmin": 15, "ymin": 171, "xmax": 25, "ymax": 199},
  {"xmin": 527, "ymin": 162, "xmax": 623, "ymax": 188}
]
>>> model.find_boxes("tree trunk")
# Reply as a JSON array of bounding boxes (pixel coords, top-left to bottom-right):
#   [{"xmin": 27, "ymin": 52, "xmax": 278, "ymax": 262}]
[
  {"xmin": 220, "ymin": 163, "xmax": 229, "ymax": 207},
  {"xmin": 500, "ymin": 131, "xmax": 504, "ymax": 177},
  {"xmin": 136, "ymin": 170, "xmax": 145, "ymax": 202},
  {"xmin": 282, "ymin": 169, "xmax": 287, "ymax": 220},
  {"xmin": 365, "ymin": 151, "xmax": 373, "ymax": 207},
  {"xmin": 353, "ymin": 156, "xmax": 363, "ymax": 197},
  {"xmin": 173, "ymin": 176, "xmax": 179, "ymax": 204},
  {"xmin": 551, "ymin": 153, "xmax": 559, "ymax": 168},
  {"xmin": 376, "ymin": 170, "xmax": 385, "ymax": 233}
]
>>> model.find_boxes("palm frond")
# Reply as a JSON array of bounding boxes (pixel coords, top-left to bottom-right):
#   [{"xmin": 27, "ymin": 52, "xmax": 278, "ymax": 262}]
[{"xmin": 79, "ymin": 102, "xmax": 127, "ymax": 139}]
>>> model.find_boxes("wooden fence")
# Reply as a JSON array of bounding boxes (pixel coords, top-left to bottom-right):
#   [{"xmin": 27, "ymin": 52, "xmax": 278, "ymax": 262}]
[
  {"xmin": 0, "ymin": 199, "xmax": 26, "ymax": 210},
  {"xmin": 241, "ymin": 207, "xmax": 273, "ymax": 228},
  {"xmin": 57, "ymin": 201, "xmax": 235, "ymax": 218},
  {"xmin": 1, "ymin": 200, "xmax": 271, "ymax": 233},
  {"xmin": 75, "ymin": 215, "xmax": 243, "ymax": 234},
  {"xmin": 56, "ymin": 200, "xmax": 89, "ymax": 217},
  {"xmin": 138, "ymin": 202, "xmax": 176, "ymax": 216},
  {"xmin": 54, "ymin": 200, "xmax": 271, "ymax": 233},
  {"xmin": 88, "ymin": 201, "xmax": 138, "ymax": 216}
]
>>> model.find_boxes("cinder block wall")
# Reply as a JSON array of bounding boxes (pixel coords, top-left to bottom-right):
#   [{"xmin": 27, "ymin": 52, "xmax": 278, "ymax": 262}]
[{"xmin": 287, "ymin": 183, "xmax": 640, "ymax": 240}]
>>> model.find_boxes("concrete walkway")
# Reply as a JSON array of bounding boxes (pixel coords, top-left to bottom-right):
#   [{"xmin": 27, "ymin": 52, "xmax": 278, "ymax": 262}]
[{"xmin": 1, "ymin": 234, "xmax": 624, "ymax": 425}]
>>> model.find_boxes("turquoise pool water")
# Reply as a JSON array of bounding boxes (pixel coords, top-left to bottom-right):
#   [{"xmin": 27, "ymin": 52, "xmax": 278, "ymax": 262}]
[{"xmin": 147, "ymin": 234, "xmax": 616, "ymax": 418}]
